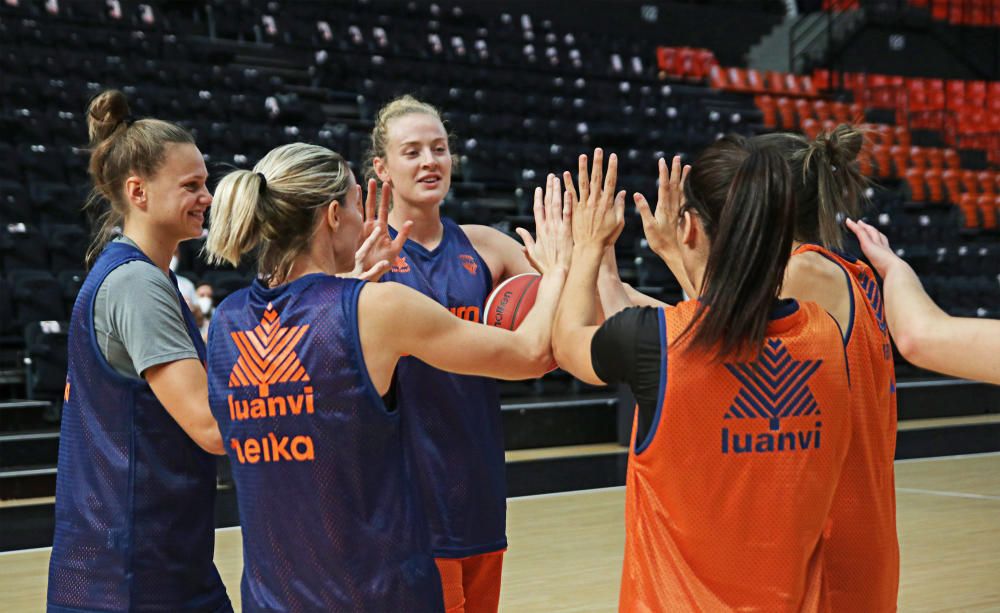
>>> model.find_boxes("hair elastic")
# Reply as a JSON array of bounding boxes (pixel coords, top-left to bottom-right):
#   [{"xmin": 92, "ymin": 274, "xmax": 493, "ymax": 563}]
[{"xmin": 256, "ymin": 172, "xmax": 268, "ymax": 195}]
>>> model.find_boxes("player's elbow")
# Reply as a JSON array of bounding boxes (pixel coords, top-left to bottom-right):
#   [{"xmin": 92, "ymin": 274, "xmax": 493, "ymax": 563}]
[
  {"xmin": 893, "ymin": 326, "xmax": 929, "ymax": 369},
  {"xmin": 195, "ymin": 424, "xmax": 226, "ymax": 455}
]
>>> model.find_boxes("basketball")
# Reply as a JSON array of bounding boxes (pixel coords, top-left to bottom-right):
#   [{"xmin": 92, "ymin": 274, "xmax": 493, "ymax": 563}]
[{"xmin": 483, "ymin": 273, "xmax": 541, "ymax": 330}]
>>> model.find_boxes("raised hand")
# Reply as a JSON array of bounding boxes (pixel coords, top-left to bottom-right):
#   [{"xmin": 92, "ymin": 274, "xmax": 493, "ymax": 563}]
[
  {"xmin": 346, "ymin": 225, "xmax": 391, "ymax": 281},
  {"xmin": 563, "ymin": 148, "xmax": 625, "ymax": 250},
  {"xmin": 634, "ymin": 155, "xmax": 690, "ymax": 261},
  {"xmin": 846, "ymin": 218, "xmax": 902, "ymax": 278},
  {"xmin": 359, "ymin": 178, "xmax": 412, "ymax": 275},
  {"xmin": 516, "ymin": 173, "xmax": 573, "ymax": 274}
]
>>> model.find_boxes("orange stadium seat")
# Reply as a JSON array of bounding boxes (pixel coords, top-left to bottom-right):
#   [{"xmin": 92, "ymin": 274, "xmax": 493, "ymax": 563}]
[
  {"xmin": 981, "ymin": 172, "xmax": 997, "ymax": 196},
  {"xmin": 909, "ymin": 147, "xmax": 927, "ymax": 171},
  {"xmin": 978, "ymin": 195, "xmax": 997, "ymax": 229},
  {"xmin": 801, "ymin": 118, "xmax": 821, "ymax": 140},
  {"xmin": 890, "ymin": 145, "xmax": 909, "ymax": 176},
  {"xmin": 894, "ymin": 126, "xmax": 911, "ymax": 149},
  {"xmin": 944, "ymin": 148, "xmax": 961, "ymax": 170},
  {"xmin": 942, "ymin": 169, "xmax": 963, "ymax": 202},
  {"xmin": 755, "ymin": 95, "xmax": 777, "ymax": 128},
  {"xmin": 959, "ymin": 194, "xmax": 980, "ymax": 229},
  {"xmin": 904, "ymin": 168, "xmax": 927, "ymax": 202},
  {"xmin": 776, "ymin": 97, "xmax": 797, "ymax": 129},
  {"xmin": 926, "ymin": 147, "xmax": 945, "ymax": 171},
  {"xmin": 872, "ymin": 144, "xmax": 892, "ymax": 179},
  {"xmin": 962, "ymin": 170, "xmax": 981, "ymax": 195},
  {"xmin": 925, "ymin": 169, "xmax": 945, "ymax": 203}
]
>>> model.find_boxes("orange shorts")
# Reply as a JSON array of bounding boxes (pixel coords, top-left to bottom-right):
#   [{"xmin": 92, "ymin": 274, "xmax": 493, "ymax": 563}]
[{"xmin": 434, "ymin": 551, "xmax": 505, "ymax": 613}]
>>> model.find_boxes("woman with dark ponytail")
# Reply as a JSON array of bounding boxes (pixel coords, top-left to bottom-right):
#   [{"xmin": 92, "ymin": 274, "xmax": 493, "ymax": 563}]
[
  {"xmin": 762, "ymin": 125, "xmax": 901, "ymax": 612},
  {"xmin": 553, "ymin": 143, "xmax": 852, "ymax": 611},
  {"xmin": 47, "ymin": 90, "xmax": 231, "ymax": 612}
]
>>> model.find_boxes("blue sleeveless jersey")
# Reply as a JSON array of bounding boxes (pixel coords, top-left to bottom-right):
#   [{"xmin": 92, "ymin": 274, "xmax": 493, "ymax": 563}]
[
  {"xmin": 48, "ymin": 241, "xmax": 230, "ymax": 613},
  {"xmin": 383, "ymin": 218, "xmax": 506, "ymax": 557},
  {"xmin": 206, "ymin": 274, "xmax": 443, "ymax": 612}
]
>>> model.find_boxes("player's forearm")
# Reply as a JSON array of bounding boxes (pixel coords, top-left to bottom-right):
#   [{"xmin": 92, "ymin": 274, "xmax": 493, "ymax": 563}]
[
  {"xmin": 513, "ymin": 267, "xmax": 567, "ymax": 375},
  {"xmin": 883, "ymin": 259, "xmax": 1000, "ymax": 383},
  {"xmin": 881, "ymin": 258, "xmax": 948, "ymax": 364},
  {"xmin": 555, "ymin": 245, "xmax": 603, "ymax": 351}
]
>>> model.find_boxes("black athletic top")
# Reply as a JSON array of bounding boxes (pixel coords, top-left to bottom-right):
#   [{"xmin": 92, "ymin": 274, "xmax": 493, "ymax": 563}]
[{"xmin": 591, "ymin": 307, "xmax": 662, "ymax": 444}]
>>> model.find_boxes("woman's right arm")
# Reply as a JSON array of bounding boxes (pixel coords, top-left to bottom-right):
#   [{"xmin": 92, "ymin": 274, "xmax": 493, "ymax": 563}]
[
  {"xmin": 848, "ymin": 218, "xmax": 1000, "ymax": 384},
  {"xmin": 358, "ymin": 275, "xmax": 565, "ymax": 395}
]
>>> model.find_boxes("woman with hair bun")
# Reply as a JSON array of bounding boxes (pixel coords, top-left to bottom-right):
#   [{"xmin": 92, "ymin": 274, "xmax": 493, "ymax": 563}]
[
  {"xmin": 204, "ymin": 142, "xmax": 568, "ymax": 611},
  {"xmin": 47, "ymin": 90, "xmax": 231, "ymax": 612},
  {"xmin": 762, "ymin": 125, "xmax": 900, "ymax": 612}
]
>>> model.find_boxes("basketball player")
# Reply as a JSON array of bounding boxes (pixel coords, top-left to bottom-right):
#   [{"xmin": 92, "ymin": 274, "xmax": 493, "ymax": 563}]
[
  {"xmin": 366, "ymin": 95, "xmax": 539, "ymax": 612},
  {"xmin": 762, "ymin": 126, "xmax": 900, "ymax": 612},
  {"xmin": 47, "ymin": 90, "xmax": 232, "ymax": 612},
  {"xmin": 554, "ymin": 144, "xmax": 852, "ymax": 611},
  {"xmin": 848, "ymin": 218, "xmax": 1000, "ymax": 385},
  {"xmin": 204, "ymin": 143, "xmax": 569, "ymax": 611}
]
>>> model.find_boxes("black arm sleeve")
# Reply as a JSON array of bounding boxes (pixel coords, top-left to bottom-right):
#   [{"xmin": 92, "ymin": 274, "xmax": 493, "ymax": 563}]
[{"xmin": 590, "ymin": 307, "xmax": 664, "ymax": 445}]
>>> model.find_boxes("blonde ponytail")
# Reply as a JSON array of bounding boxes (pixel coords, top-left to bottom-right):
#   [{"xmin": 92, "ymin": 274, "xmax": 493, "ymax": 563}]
[{"xmin": 206, "ymin": 143, "xmax": 353, "ymax": 285}]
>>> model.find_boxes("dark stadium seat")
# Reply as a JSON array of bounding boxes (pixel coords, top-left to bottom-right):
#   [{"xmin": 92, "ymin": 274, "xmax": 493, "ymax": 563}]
[
  {"xmin": 1, "ymin": 223, "xmax": 48, "ymax": 271},
  {"xmin": 9, "ymin": 270, "xmax": 65, "ymax": 328},
  {"xmin": 46, "ymin": 224, "xmax": 88, "ymax": 271},
  {"xmin": 23, "ymin": 320, "xmax": 69, "ymax": 401}
]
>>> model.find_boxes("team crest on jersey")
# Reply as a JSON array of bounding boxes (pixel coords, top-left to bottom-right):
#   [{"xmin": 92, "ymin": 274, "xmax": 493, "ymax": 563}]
[
  {"xmin": 391, "ymin": 256, "xmax": 411, "ymax": 273},
  {"xmin": 227, "ymin": 302, "xmax": 316, "ymax": 464},
  {"xmin": 459, "ymin": 254, "xmax": 478, "ymax": 275},
  {"xmin": 229, "ymin": 302, "xmax": 310, "ymax": 397},
  {"xmin": 721, "ymin": 338, "xmax": 823, "ymax": 454}
]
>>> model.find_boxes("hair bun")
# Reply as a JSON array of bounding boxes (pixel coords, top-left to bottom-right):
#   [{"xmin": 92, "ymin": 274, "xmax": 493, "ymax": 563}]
[{"xmin": 87, "ymin": 89, "xmax": 132, "ymax": 145}]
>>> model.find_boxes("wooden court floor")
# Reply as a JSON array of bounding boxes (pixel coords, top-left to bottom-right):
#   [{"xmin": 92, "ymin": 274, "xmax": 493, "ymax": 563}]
[{"xmin": 2, "ymin": 453, "xmax": 998, "ymax": 612}]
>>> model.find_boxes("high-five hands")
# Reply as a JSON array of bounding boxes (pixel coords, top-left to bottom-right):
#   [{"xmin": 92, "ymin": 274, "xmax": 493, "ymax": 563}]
[
  {"xmin": 351, "ymin": 179, "xmax": 413, "ymax": 282},
  {"xmin": 517, "ymin": 173, "xmax": 573, "ymax": 274},
  {"xmin": 564, "ymin": 148, "xmax": 625, "ymax": 250},
  {"xmin": 634, "ymin": 155, "xmax": 690, "ymax": 261}
]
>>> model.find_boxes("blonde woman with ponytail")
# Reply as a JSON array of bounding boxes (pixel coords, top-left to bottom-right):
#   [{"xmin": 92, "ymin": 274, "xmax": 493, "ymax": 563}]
[
  {"xmin": 763, "ymin": 125, "xmax": 901, "ymax": 612},
  {"xmin": 47, "ymin": 90, "xmax": 232, "ymax": 612},
  {"xmin": 203, "ymin": 142, "xmax": 568, "ymax": 611}
]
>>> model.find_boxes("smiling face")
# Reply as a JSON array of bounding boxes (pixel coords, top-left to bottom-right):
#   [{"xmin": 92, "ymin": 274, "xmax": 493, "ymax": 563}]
[
  {"xmin": 141, "ymin": 142, "xmax": 211, "ymax": 242},
  {"xmin": 374, "ymin": 113, "xmax": 452, "ymax": 209}
]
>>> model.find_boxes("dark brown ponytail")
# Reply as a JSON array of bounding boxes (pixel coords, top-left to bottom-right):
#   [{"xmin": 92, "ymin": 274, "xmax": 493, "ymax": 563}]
[
  {"xmin": 758, "ymin": 124, "xmax": 869, "ymax": 249},
  {"xmin": 682, "ymin": 135, "xmax": 797, "ymax": 360}
]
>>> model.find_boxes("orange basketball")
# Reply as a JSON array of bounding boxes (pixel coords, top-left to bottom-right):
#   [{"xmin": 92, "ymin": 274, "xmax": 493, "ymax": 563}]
[{"xmin": 483, "ymin": 273, "xmax": 541, "ymax": 330}]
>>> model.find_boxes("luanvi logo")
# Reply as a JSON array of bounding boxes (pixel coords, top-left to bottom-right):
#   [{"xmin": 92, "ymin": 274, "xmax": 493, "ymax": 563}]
[
  {"xmin": 229, "ymin": 302, "xmax": 310, "ymax": 398},
  {"xmin": 227, "ymin": 303, "xmax": 315, "ymax": 464},
  {"xmin": 721, "ymin": 339, "xmax": 823, "ymax": 454}
]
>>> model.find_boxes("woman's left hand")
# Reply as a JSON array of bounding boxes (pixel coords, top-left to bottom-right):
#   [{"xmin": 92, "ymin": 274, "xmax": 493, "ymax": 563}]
[
  {"xmin": 516, "ymin": 173, "xmax": 573, "ymax": 274},
  {"xmin": 358, "ymin": 178, "xmax": 412, "ymax": 276}
]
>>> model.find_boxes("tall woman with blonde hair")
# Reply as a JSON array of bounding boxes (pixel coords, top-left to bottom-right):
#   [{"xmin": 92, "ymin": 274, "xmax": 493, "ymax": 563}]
[
  {"xmin": 204, "ymin": 142, "xmax": 568, "ymax": 611},
  {"xmin": 47, "ymin": 90, "xmax": 231, "ymax": 612},
  {"xmin": 365, "ymin": 95, "xmax": 541, "ymax": 611}
]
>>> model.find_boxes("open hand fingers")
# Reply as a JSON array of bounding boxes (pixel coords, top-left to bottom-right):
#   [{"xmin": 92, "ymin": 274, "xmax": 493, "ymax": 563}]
[
  {"xmin": 589, "ymin": 148, "xmax": 604, "ymax": 203},
  {"xmin": 634, "ymin": 192, "xmax": 656, "ymax": 230},
  {"xmin": 357, "ymin": 260, "xmax": 390, "ymax": 282},
  {"xmin": 603, "ymin": 153, "xmax": 618, "ymax": 207},
  {"xmin": 377, "ymin": 179, "xmax": 392, "ymax": 226},
  {"xmin": 365, "ymin": 178, "xmax": 377, "ymax": 222},
  {"xmin": 533, "ymin": 185, "xmax": 545, "ymax": 228},
  {"xmin": 355, "ymin": 225, "xmax": 381, "ymax": 262},
  {"xmin": 577, "ymin": 154, "xmax": 590, "ymax": 205}
]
